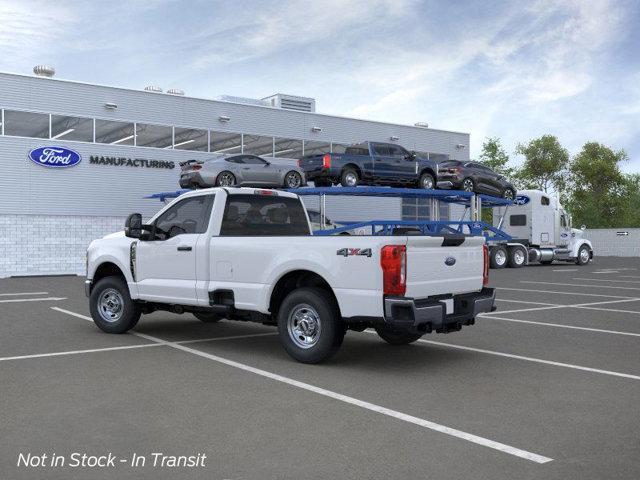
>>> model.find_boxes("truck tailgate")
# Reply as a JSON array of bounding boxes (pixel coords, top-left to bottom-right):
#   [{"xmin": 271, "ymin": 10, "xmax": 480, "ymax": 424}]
[{"xmin": 405, "ymin": 236, "xmax": 485, "ymax": 297}]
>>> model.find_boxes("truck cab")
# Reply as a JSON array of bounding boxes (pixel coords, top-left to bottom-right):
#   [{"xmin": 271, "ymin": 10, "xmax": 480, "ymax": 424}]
[{"xmin": 492, "ymin": 189, "xmax": 593, "ymax": 266}]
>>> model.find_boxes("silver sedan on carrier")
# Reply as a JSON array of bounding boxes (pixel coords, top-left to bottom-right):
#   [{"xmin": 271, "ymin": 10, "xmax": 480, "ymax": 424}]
[{"xmin": 179, "ymin": 154, "xmax": 306, "ymax": 189}]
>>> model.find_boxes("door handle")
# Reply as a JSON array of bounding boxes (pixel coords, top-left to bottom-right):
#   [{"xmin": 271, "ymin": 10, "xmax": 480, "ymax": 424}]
[{"xmin": 177, "ymin": 246, "xmax": 192, "ymax": 251}]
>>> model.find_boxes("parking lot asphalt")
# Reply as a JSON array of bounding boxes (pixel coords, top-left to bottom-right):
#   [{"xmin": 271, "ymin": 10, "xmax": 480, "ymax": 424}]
[{"xmin": 2, "ymin": 257, "xmax": 640, "ymax": 480}]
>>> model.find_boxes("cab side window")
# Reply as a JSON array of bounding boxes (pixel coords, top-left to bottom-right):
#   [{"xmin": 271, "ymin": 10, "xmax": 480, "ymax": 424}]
[
  {"xmin": 541, "ymin": 196, "xmax": 550, "ymax": 206},
  {"xmin": 387, "ymin": 145, "xmax": 406, "ymax": 157},
  {"xmin": 372, "ymin": 144, "xmax": 390, "ymax": 156},
  {"xmin": 154, "ymin": 195, "xmax": 214, "ymax": 239}
]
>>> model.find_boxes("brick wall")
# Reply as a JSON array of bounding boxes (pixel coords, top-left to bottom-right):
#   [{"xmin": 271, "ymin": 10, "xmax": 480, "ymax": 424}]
[{"xmin": 0, "ymin": 215, "xmax": 125, "ymax": 277}]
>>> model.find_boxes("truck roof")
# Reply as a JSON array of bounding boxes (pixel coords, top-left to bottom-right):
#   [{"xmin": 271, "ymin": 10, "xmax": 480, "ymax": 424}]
[{"xmin": 173, "ymin": 187, "xmax": 300, "ymax": 201}]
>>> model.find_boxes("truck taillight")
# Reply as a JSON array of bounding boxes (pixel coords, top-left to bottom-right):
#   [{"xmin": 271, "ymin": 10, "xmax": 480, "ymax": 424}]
[
  {"xmin": 322, "ymin": 153, "xmax": 331, "ymax": 169},
  {"xmin": 381, "ymin": 245, "xmax": 406, "ymax": 296},
  {"xmin": 192, "ymin": 164, "xmax": 202, "ymax": 170},
  {"xmin": 297, "ymin": 159, "xmax": 301, "ymax": 167},
  {"xmin": 483, "ymin": 244, "xmax": 489, "ymax": 287}
]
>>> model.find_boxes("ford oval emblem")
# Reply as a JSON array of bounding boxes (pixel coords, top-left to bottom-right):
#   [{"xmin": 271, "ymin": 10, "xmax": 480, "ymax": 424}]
[
  {"xmin": 445, "ymin": 256, "xmax": 456, "ymax": 266},
  {"xmin": 514, "ymin": 195, "xmax": 530, "ymax": 205},
  {"xmin": 28, "ymin": 146, "xmax": 82, "ymax": 168}
]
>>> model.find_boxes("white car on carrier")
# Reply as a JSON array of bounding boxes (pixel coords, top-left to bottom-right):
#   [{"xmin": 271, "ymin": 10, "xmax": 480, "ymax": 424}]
[{"xmin": 85, "ymin": 187, "xmax": 496, "ymax": 363}]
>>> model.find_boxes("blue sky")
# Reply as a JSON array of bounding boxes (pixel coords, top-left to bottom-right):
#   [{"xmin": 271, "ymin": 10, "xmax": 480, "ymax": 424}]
[{"xmin": 1, "ymin": 0, "xmax": 639, "ymax": 171}]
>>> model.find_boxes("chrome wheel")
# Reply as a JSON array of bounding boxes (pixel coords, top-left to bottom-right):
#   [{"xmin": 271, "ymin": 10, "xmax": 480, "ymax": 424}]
[
  {"xmin": 217, "ymin": 172, "xmax": 236, "ymax": 187},
  {"xmin": 462, "ymin": 179, "xmax": 474, "ymax": 192},
  {"xmin": 494, "ymin": 249, "xmax": 507, "ymax": 266},
  {"xmin": 98, "ymin": 288, "xmax": 124, "ymax": 323},
  {"xmin": 287, "ymin": 304, "xmax": 321, "ymax": 349},
  {"xmin": 513, "ymin": 248, "xmax": 525, "ymax": 265},
  {"xmin": 421, "ymin": 175, "xmax": 434, "ymax": 189},
  {"xmin": 579, "ymin": 247, "xmax": 590, "ymax": 263},
  {"xmin": 285, "ymin": 171, "xmax": 302, "ymax": 188},
  {"xmin": 503, "ymin": 189, "xmax": 515, "ymax": 200},
  {"xmin": 344, "ymin": 172, "xmax": 358, "ymax": 187}
]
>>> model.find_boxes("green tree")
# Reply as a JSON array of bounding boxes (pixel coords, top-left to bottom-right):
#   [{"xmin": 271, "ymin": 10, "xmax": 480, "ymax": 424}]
[
  {"xmin": 515, "ymin": 135, "xmax": 569, "ymax": 193},
  {"xmin": 619, "ymin": 174, "xmax": 640, "ymax": 227},
  {"xmin": 479, "ymin": 137, "xmax": 514, "ymax": 177},
  {"xmin": 566, "ymin": 142, "xmax": 628, "ymax": 228}
]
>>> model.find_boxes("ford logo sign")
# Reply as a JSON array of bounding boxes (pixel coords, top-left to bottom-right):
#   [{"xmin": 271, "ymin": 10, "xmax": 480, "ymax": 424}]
[
  {"xmin": 28, "ymin": 146, "xmax": 82, "ymax": 168},
  {"xmin": 445, "ymin": 256, "xmax": 456, "ymax": 266},
  {"xmin": 514, "ymin": 195, "xmax": 530, "ymax": 205}
]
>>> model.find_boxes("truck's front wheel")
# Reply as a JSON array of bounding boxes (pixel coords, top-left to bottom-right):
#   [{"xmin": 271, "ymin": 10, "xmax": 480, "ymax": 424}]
[
  {"xmin": 89, "ymin": 276, "xmax": 141, "ymax": 334},
  {"xmin": 277, "ymin": 287, "xmax": 345, "ymax": 363},
  {"xmin": 374, "ymin": 325, "xmax": 423, "ymax": 345}
]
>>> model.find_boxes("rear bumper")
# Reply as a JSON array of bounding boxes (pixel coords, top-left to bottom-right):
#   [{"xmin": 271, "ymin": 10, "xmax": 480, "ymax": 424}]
[
  {"xmin": 383, "ymin": 287, "xmax": 496, "ymax": 333},
  {"xmin": 179, "ymin": 172, "xmax": 207, "ymax": 188}
]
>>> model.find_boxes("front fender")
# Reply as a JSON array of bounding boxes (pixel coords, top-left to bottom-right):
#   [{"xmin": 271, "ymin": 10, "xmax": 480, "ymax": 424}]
[{"xmin": 571, "ymin": 239, "xmax": 593, "ymax": 258}]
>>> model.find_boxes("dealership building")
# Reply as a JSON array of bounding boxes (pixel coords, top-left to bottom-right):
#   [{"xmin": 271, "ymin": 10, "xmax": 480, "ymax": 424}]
[{"xmin": 0, "ymin": 68, "xmax": 470, "ymax": 277}]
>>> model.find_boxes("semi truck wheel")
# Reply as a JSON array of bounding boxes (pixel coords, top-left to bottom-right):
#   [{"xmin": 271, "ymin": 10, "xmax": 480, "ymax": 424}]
[
  {"xmin": 89, "ymin": 276, "xmax": 141, "ymax": 334},
  {"xmin": 277, "ymin": 287, "xmax": 345, "ymax": 364},
  {"xmin": 374, "ymin": 325, "xmax": 423, "ymax": 345},
  {"xmin": 193, "ymin": 312, "xmax": 223, "ymax": 323},
  {"xmin": 507, "ymin": 246, "xmax": 526, "ymax": 268},
  {"xmin": 490, "ymin": 246, "xmax": 507, "ymax": 269},
  {"xmin": 576, "ymin": 245, "xmax": 591, "ymax": 265}
]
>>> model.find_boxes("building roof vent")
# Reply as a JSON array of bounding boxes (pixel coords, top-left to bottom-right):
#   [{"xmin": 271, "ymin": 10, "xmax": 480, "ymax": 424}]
[
  {"xmin": 167, "ymin": 88, "xmax": 185, "ymax": 96},
  {"xmin": 414, "ymin": 122, "xmax": 429, "ymax": 128},
  {"xmin": 33, "ymin": 65, "xmax": 55, "ymax": 78},
  {"xmin": 262, "ymin": 93, "xmax": 316, "ymax": 113},
  {"xmin": 144, "ymin": 85, "xmax": 163, "ymax": 93},
  {"xmin": 217, "ymin": 95, "xmax": 270, "ymax": 107}
]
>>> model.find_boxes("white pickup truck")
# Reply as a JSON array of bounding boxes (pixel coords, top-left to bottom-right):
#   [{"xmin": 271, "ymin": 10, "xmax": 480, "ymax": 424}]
[{"xmin": 86, "ymin": 187, "xmax": 496, "ymax": 363}]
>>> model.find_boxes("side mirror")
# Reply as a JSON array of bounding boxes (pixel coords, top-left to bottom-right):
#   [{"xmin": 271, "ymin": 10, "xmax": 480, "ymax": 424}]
[
  {"xmin": 581, "ymin": 224, "xmax": 586, "ymax": 230},
  {"xmin": 125, "ymin": 213, "xmax": 143, "ymax": 238}
]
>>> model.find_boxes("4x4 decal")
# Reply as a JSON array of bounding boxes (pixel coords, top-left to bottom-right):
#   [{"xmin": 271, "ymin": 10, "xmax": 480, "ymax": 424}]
[{"xmin": 336, "ymin": 248, "xmax": 372, "ymax": 258}]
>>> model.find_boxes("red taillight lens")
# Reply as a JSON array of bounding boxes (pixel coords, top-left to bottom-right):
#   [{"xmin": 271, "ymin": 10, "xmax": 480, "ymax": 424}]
[
  {"xmin": 322, "ymin": 153, "xmax": 331, "ymax": 169},
  {"xmin": 381, "ymin": 245, "xmax": 407, "ymax": 296},
  {"xmin": 192, "ymin": 164, "xmax": 202, "ymax": 171},
  {"xmin": 297, "ymin": 159, "xmax": 302, "ymax": 167},
  {"xmin": 483, "ymin": 244, "xmax": 489, "ymax": 287}
]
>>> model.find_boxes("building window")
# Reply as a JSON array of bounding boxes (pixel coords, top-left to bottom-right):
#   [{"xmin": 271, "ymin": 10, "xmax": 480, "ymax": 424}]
[
  {"xmin": 173, "ymin": 127, "xmax": 208, "ymax": 151},
  {"xmin": 331, "ymin": 143, "xmax": 349, "ymax": 154},
  {"xmin": 3, "ymin": 110, "xmax": 50, "ymax": 139},
  {"xmin": 303, "ymin": 140, "xmax": 330, "ymax": 156},
  {"xmin": 95, "ymin": 119, "xmax": 135, "ymax": 145},
  {"xmin": 210, "ymin": 131, "xmax": 242, "ymax": 154},
  {"xmin": 243, "ymin": 134, "xmax": 274, "ymax": 156},
  {"xmin": 135, "ymin": 123, "xmax": 173, "ymax": 148},
  {"xmin": 273, "ymin": 137, "xmax": 303, "ymax": 159},
  {"xmin": 50, "ymin": 114, "xmax": 94, "ymax": 142}
]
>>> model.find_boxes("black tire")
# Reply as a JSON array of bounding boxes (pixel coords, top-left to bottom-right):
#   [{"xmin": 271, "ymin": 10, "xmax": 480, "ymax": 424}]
[
  {"xmin": 284, "ymin": 171, "xmax": 303, "ymax": 189},
  {"xmin": 419, "ymin": 172, "xmax": 435, "ymax": 190},
  {"xmin": 193, "ymin": 312, "xmax": 223, "ymax": 323},
  {"xmin": 507, "ymin": 246, "xmax": 526, "ymax": 268},
  {"xmin": 502, "ymin": 188, "xmax": 516, "ymax": 200},
  {"xmin": 277, "ymin": 287, "xmax": 345, "ymax": 364},
  {"xmin": 374, "ymin": 325, "xmax": 423, "ymax": 345},
  {"xmin": 461, "ymin": 178, "xmax": 475, "ymax": 192},
  {"xmin": 216, "ymin": 171, "xmax": 236, "ymax": 187},
  {"xmin": 340, "ymin": 168, "xmax": 359, "ymax": 187},
  {"xmin": 89, "ymin": 276, "xmax": 141, "ymax": 334},
  {"xmin": 314, "ymin": 179, "xmax": 332, "ymax": 187},
  {"xmin": 490, "ymin": 246, "xmax": 507, "ymax": 269},
  {"xmin": 576, "ymin": 245, "xmax": 591, "ymax": 265}
]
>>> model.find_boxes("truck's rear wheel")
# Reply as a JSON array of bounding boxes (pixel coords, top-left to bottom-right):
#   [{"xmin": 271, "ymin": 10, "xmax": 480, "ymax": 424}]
[
  {"xmin": 193, "ymin": 312, "xmax": 223, "ymax": 323},
  {"xmin": 490, "ymin": 246, "xmax": 507, "ymax": 269},
  {"xmin": 374, "ymin": 325, "xmax": 423, "ymax": 345},
  {"xmin": 507, "ymin": 246, "xmax": 526, "ymax": 268},
  {"xmin": 340, "ymin": 168, "xmax": 359, "ymax": 187},
  {"xmin": 89, "ymin": 276, "xmax": 141, "ymax": 334},
  {"xmin": 277, "ymin": 287, "xmax": 344, "ymax": 363},
  {"xmin": 418, "ymin": 172, "xmax": 435, "ymax": 190}
]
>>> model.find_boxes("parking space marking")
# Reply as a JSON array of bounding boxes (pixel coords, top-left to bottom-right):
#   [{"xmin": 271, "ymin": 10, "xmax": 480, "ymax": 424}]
[
  {"xmin": 481, "ymin": 315, "xmax": 640, "ymax": 338},
  {"xmin": 488, "ymin": 306, "xmax": 565, "ymax": 315},
  {"xmin": 180, "ymin": 333, "xmax": 277, "ymax": 344},
  {"xmin": 499, "ymin": 287, "xmax": 637, "ymax": 299},
  {"xmin": 552, "ymin": 269, "xmax": 578, "ymax": 272},
  {"xmin": 573, "ymin": 278, "xmax": 640, "ymax": 284},
  {"xmin": 0, "ymin": 297, "xmax": 67, "ymax": 303},
  {"xmin": 50, "ymin": 307, "xmax": 552, "ymax": 464},
  {"xmin": 419, "ymin": 340, "xmax": 640, "ymax": 381},
  {"xmin": 0, "ymin": 343, "xmax": 162, "ymax": 362},
  {"xmin": 618, "ymin": 275, "xmax": 640, "ymax": 279},
  {"xmin": 0, "ymin": 292, "xmax": 49, "ymax": 296},
  {"xmin": 495, "ymin": 299, "xmax": 559, "ymax": 306},
  {"xmin": 521, "ymin": 281, "xmax": 640, "ymax": 292}
]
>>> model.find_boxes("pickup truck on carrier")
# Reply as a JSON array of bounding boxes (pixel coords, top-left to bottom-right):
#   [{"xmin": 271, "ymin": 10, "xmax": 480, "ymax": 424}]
[
  {"xmin": 299, "ymin": 141, "xmax": 439, "ymax": 190},
  {"xmin": 85, "ymin": 187, "xmax": 495, "ymax": 363}
]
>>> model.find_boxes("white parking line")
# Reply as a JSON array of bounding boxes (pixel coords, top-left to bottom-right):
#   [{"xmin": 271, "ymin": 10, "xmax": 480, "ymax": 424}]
[
  {"xmin": 552, "ymin": 269, "xmax": 578, "ymax": 272},
  {"xmin": 0, "ymin": 292, "xmax": 49, "ymax": 296},
  {"xmin": 573, "ymin": 278, "xmax": 640, "ymax": 284},
  {"xmin": 495, "ymin": 299, "xmax": 559, "ymax": 306},
  {"xmin": 481, "ymin": 315, "xmax": 640, "ymax": 338},
  {"xmin": 499, "ymin": 287, "xmax": 637, "ymax": 299},
  {"xmin": 487, "ymin": 306, "xmax": 565, "ymax": 315},
  {"xmin": 0, "ymin": 297, "xmax": 67, "ymax": 303},
  {"xmin": 180, "ymin": 333, "xmax": 277, "ymax": 344},
  {"xmin": 50, "ymin": 307, "xmax": 552, "ymax": 464},
  {"xmin": 0, "ymin": 343, "xmax": 162, "ymax": 362},
  {"xmin": 618, "ymin": 275, "xmax": 640, "ymax": 279},
  {"xmin": 419, "ymin": 340, "xmax": 640, "ymax": 381},
  {"xmin": 521, "ymin": 281, "xmax": 640, "ymax": 291}
]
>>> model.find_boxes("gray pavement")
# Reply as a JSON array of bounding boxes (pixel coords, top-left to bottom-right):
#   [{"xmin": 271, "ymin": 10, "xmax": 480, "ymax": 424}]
[{"xmin": 1, "ymin": 257, "xmax": 640, "ymax": 479}]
